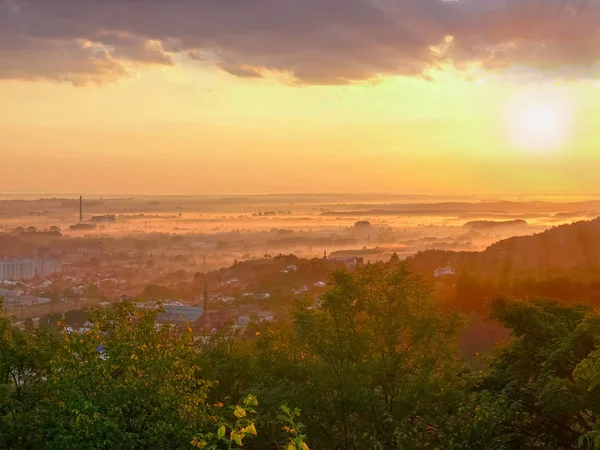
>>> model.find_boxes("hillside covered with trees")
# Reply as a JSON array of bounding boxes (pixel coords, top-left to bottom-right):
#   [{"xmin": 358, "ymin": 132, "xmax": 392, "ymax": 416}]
[{"xmin": 410, "ymin": 217, "xmax": 600, "ymax": 279}]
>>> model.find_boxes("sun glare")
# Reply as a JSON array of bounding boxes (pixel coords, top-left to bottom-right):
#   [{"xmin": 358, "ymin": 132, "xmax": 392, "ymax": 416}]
[{"xmin": 504, "ymin": 87, "xmax": 574, "ymax": 153}]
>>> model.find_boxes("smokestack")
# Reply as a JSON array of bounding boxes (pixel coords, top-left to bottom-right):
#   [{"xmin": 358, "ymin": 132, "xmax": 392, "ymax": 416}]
[{"xmin": 79, "ymin": 196, "xmax": 83, "ymax": 222}]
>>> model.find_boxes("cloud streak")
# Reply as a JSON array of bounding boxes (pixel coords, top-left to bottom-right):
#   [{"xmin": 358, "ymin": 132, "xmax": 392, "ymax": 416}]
[{"xmin": 1, "ymin": 0, "xmax": 599, "ymax": 85}]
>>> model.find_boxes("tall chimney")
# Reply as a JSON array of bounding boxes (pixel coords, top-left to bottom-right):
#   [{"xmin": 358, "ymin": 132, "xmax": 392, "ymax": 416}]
[{"xmin": 79, "ymin": 196, "xmax": 83, "ymax": 222}]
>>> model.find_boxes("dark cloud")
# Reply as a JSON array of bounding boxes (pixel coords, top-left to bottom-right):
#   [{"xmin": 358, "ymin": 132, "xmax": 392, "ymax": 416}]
[
  {"xmin": 1, "ymin": 0, "xmax": 599, "ymax": 85},
  {"xmin": 0, "ymin": 34, "xmax": 128, "ymax": 84}
]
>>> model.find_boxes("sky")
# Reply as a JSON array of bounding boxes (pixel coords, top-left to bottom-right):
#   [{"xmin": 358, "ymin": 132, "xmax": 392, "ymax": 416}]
[{"xmin": 2, "ymin": 0, "xmax": 600, "ymax": 195}]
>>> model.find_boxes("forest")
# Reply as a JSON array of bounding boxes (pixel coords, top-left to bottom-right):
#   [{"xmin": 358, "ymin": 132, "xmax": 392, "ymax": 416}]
[{"xmin": 2, "ymin": 263, "xmax": 600, "ymax": 449}]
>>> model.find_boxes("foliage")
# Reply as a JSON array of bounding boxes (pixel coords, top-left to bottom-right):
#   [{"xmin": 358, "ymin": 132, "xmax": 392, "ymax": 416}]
[
  {"xmin": 290, "ymin": 264, "xmax": 467, "ymax": 449},
  {"xmin": 209, "ymin": 263, "xmax": 468, "ymax": 449},
  {"xmin": 467, "ymin": 297, "xmax": 600, "ymax": 449},
  {"xmin": 278, "ymin": 406, "xmax": 309, "ymax": 450},
  {"xmin": 573, "ymin": 314, "xmax": 600, "ymax": 448},
  {"xmin": 3, "ymin": 265, "xmax": 600, "ymax": 450},
  {"xmin": 44, "ymin": 304, "xmax": 254, "ymax": 449},
  {"xmin": 0, "ymin": 304, "xmax": 257, "ymax": 450},
  {"xmin": 0, "ymin": 310, "xmax": 57, "ymax": 449}
]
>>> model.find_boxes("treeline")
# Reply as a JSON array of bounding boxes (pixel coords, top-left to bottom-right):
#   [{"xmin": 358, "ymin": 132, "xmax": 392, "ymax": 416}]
[
  {"xmin": 453, "ymin": 273, "xmax": 600, "ymax": 313},
  {"xmin": 2, "ymin": 264, "xmax": 600, "ymax": 449}
]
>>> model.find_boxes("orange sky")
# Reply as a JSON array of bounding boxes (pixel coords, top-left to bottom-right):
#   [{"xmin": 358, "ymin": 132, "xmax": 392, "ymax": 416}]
[{"xmin": 2, "ymin": 1, "xmax": 600, "ymax": 195}]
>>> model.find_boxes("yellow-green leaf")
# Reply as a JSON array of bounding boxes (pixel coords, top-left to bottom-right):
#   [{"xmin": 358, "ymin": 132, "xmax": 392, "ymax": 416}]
[
  {"xmin": 190, "ymin": 439, "xmax": 207, "ymax": 448},
  {"xmin": 231, "ymin": 431, "xmax": 243, "ymax": 446},
  {"xmin": 234, "ymin": 405, "xmax": 246, "ymax": 418}
]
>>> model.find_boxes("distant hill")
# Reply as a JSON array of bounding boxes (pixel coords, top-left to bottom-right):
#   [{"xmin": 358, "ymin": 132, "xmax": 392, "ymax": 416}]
[
  {"xmin": 321, "ymin": 201, "xmax": 600, "ymax": 218},
  {"xmin": 462, "ymin": 219, "xmax": 528, "ymax": 231},
  {"xmin": 408, "ymin": 217, "xmax": 600, "ymax": 279}
]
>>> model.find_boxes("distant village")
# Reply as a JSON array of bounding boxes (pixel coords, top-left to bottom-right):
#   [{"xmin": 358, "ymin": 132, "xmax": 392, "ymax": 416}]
[
  {"xmin": 0, "ymin": 232, "xmax": 462, "ymax": 337},
  {"xmin": 0, "ymin": 236, "xmax": 376, "ymax": 332},
  {"xmin": 0, "ymin": 196, "xmax": 481, "ymax": 332}
]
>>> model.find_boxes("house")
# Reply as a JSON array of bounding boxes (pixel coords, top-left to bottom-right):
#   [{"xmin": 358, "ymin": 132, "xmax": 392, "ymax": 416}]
[
  {"xmin": 65, "ymin": 321, "xmax": 94, "ymax": 334},
  {"xmin": 293, "ymin": 286, "xmax": 309, "ymax": 295},
  {"xmin": 434, "ymin": 265, "xmax": 455, "ymax": 278},
  {"xmin": 233, "ymin": 316, "xmax": 251, "ymax": 331},
  {"xmin": 257, "ymin": 311, "xmax": 275, "ymax": 322},
  {"xmin": 156, "ymin": 304, "xmax": 205, "ymax": 328}
]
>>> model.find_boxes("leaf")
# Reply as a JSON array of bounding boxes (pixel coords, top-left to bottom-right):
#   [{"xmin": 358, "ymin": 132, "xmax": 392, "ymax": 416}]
[
  {"xmin": 218, "ymin": 425, "xmax": 226, "ymax": 438},
  {"xmin": 245, "ymin": 423, "xmax": 257, "ymax": 436},
  {"xmin": 234, "ymin": 405, "xmax": 246, "ymax": 418},
  {"xmin": 231, "ymin": 431, "xmax": 243, "ymax": 446},
  {"xmin": 190, "ymin": 439, "xmax": 207, "ymax": 448},
  {"xmin": 244, "ymin": 394, "xmax": 259, "ymax": 407},
  {"xmin": 299, "ymin": 443, "xmax": 309, "ymax": 450}
]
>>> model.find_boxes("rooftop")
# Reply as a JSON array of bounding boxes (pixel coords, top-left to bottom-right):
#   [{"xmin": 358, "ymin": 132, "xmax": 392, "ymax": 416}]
[{"xmin": 156, "ymin": 304, "xmax": 204, "ymax": 324}]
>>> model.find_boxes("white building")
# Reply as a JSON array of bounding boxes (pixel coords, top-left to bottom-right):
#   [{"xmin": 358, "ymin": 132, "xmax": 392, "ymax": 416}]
[
  {"xmin": 434, "ymin": 264, "xmax": 455, "ymax": 278},
  {"xmin": 257, "ymin": 311, "xmax": 275, "ymax": 322},
  {"xmin": 293, "ymin": 286, "xmax": 309, "ymax": 295},
  {"xmin": 0, "ymin": 258, "xmax": 61, "ymax": 280}
]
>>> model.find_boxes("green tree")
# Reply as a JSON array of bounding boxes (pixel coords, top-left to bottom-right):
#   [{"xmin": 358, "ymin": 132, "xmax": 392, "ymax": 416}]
[
  {"xmin": 43, "ymin": 303, "xmax": 256, "ymax": 449},
  {"xmin": 468, "ymin": 297, "xmax": 600, "ymax": 449},
  {"xmin": 247, "ymin": 264, "xmax": 467, "ymax": 449},
  {"xmin": 0, "ymin": 310, "xmax": 57, "ymax": 449},
  {"xmin": 573, "ymin": 313, "xmax": 600, "ymax": 448}
]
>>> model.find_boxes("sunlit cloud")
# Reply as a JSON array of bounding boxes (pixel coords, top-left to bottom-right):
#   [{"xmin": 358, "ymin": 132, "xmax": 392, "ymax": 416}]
[{"xmin": 0, "ymin": 0, "xmax": 599, "ymax": 85}]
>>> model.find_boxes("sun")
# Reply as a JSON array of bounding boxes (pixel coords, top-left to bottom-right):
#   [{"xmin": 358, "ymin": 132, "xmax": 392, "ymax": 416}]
[{"xmin": 504, "ymin": 87, "xmax": 574, "ymax": 153}]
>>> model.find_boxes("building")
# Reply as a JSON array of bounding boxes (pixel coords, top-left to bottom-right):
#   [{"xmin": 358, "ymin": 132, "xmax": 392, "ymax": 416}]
[
  {"xmin": 330, "ymin": 257, "xmax": 363, "ymax": 270},
  {"xmin": 37, "ymin": 259, "xmax": 61, "ymax": 276},
  {"xmin": 156, "ymin": 304, "xmax": 205, "ymax": 328},
  {"xmin": 434, "ymin": 264, "xmax": 455, "ymax": 278},
  {"xmin": 0, "ymin": 258, "xmax": 61, "ymax": 280},
  {"xmin": 0, "ymin": 259, "xmax": 33, "ymax": 280}
]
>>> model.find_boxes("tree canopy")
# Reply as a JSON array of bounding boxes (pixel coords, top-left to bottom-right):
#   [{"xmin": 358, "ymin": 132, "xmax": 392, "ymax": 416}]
[{"xmin": 2, "ymin": 263, "xmax": 600, "ymax": 449}]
